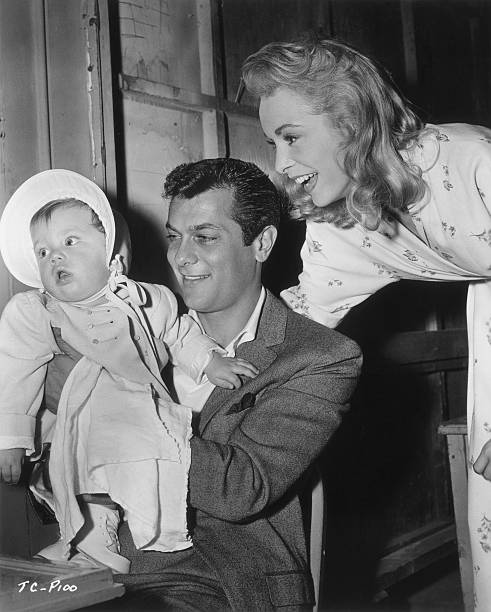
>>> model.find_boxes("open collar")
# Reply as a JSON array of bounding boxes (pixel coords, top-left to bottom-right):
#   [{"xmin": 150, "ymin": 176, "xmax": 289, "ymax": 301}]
[{"xmin": 197, "ymin": 290, "xmax": 287, "ymax": 434}]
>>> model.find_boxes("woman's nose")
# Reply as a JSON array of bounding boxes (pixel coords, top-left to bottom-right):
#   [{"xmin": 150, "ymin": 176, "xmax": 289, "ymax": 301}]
[{"xmin": 274, "ymin": 145, "xmax": 293, "ymax": 175}]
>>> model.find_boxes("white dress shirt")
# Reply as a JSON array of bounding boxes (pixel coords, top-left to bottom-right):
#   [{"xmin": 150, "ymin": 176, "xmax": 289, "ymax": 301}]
[{"xmin": 173, "ymin": 287, "xmax": 266, "ymax": 413}]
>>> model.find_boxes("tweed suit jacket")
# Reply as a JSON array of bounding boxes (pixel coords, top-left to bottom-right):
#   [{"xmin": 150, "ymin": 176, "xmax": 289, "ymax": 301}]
[{"xmin": 186, "ymin": 290, "xmax": 362, "ymax": 611}]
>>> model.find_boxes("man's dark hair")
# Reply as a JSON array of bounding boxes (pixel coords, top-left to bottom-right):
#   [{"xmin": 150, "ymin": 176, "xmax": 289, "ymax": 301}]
[{"xmin": 163, "ymin": 158, "xmax": 281, "ymax": 246}]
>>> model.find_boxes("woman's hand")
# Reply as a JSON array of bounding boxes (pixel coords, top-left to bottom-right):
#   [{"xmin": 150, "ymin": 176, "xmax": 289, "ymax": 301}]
[
  {"xmin": 0, "ymin": 448, "xmax": 25, "ymax": 484},
  {"xmin": 473, "ymin": 439, "xmax": 491, "ymax": 481}
]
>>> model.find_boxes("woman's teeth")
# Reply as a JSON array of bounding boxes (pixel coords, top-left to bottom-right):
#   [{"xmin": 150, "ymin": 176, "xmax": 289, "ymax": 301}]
[{"xmin": 295, "ymin": 172, "xmax": 316, "ymax": 185}]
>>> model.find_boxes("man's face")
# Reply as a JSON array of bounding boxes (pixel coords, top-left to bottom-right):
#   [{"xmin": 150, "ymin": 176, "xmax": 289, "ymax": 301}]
[{"xmin": 166, "ymin": 188, "xmax": 262, "ymax": 316}]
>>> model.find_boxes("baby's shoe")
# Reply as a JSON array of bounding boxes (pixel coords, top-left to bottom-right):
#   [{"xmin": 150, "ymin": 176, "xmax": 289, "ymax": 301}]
[
  {"xmin": 35, "ymin": 538, "xmax": 69, "ymax": 563},
  {"xmin": 74, "ymin": 502, "xmax": 130, "ymax": 574},
  {"xmin": 35, "ymin": 539, "xmax": 95, "ymax": 568}
]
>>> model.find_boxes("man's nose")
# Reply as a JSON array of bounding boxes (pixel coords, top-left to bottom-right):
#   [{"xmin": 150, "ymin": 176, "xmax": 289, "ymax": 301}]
[{"xmin": 174, "ymin": 241, "xmax": 198, "ymax": 266}]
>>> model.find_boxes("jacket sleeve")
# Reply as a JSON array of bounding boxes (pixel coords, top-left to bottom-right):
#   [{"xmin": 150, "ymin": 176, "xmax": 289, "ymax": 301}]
[
  {"xmin": 149, "ymin": 284, "xmax": 221, "ymax": 383},
  {"xmin": 188, "ymin": 334, "xmax": 362, "ymax": 521},
  {"xmin": 0, "ymin": 293, "xmax": 54, "ymax": 453},
  {"xmin": 281, "ymin": 221, "xmax": 398, "ymax": 327}
]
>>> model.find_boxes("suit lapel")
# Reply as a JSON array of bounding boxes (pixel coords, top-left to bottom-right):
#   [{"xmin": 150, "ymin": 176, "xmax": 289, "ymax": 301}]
[{"xmin": 198, "ymin": 291, "xmax": 287, "ymax": 434}]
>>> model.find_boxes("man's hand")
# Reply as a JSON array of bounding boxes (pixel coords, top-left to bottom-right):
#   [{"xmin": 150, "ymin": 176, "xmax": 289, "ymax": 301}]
[
  {"xmin": 0, "ymin": 448, "xmax": 25, "ymax": 484},
  {"xmin": 205, "ymin": 354, "xmax": 259, "ymax": 389},
  {"xmin": 473, "ymin": 439, "xmax": 491, "ymax": 481}
]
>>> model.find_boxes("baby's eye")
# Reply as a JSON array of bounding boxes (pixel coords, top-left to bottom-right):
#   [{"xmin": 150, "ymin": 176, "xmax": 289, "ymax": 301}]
[
  {"xmin": 38, "ymin": 248, "xmax": 48, "ymax": 259},
  {"xmin": 65, "ymin": 236, "xmax": 78, "ymax": 246}
]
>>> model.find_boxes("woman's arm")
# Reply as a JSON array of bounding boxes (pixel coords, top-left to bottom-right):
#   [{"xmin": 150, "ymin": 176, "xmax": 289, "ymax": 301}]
[{"xmin": 281, "ymin": 221, "xmax": 398, "ymax": 327}]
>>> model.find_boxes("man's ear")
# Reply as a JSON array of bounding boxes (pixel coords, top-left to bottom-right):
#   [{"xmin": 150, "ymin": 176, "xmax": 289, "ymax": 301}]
[{"xmin": 253, "ymin": 225, "xmax": 278, "ymax": 263}]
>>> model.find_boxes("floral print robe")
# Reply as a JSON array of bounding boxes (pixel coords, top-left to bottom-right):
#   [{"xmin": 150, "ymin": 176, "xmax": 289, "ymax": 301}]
[{"xmin": 281, "ymin": 123, "xmax": 491, "ymax": 610}]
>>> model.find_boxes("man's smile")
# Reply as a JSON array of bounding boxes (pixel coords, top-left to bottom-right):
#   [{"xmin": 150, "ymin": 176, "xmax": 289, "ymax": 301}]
[{"xmin": 181, "ymin": 273, "xmax": 211, "ymax": 281}]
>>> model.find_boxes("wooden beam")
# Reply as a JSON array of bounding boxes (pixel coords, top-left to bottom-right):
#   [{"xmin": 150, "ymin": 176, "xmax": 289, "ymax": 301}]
[
  {"xmin": 119, "ymin": 73, "xmax": 258, "ymax": 117},
  {"xmin": 375, "ymin": 329, "xmax": 468, "ymax": 365},
  {"xmin": 376, "ymin": 523, "xmax": 457, "ymax": 590}
]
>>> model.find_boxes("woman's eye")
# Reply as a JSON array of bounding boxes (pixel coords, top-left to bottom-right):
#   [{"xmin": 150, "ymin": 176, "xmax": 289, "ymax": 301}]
[{"xmin": 285, "ymin": 134, "xmax": 298, "ymax": 145}]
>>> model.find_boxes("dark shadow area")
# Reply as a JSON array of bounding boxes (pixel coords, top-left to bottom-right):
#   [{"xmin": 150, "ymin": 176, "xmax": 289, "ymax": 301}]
[
  {"xmin": 315, "ymin": 281, "xmax": 466, "ymax": 606},
  {"xmin": 263, "ymin": 216, "xmax": 305, "ymax": 297},
  {"xmin": 107, "ymin": 1, "xmax": 127, "ymax": 211}
]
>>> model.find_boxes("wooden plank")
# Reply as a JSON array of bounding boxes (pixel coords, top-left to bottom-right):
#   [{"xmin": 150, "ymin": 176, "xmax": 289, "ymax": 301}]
[
  {"xmin": 438, "ymin": 429, "xmax": 473, "ymax": 611},
  {"xmin": 118, "ymin": 0, "xmax": 201, "ymax": 92},
  {"xmin": 376, "ymin": 524, "xmax": 457, "ymax": 589},
  {"xmin": 381, "ymin": 520, "xmax": 455, "ymax": 556},
  {"xmin": 447, "ymin": 434, "xmax": 473, "ymax": 612},
  {"xmin": 400, "ymin": 0, "xmax": 418, "ymax": 86},
  {"xmin": 370, "ymin": 329, "xmax": 468, "ymax": 366},
  {"xmin": 120, "ymin": 74, "xmax": 258, "ymax": 117},
  {"xmin": 94, "ymin": 0, "xmax": 118, "ymax": 196},
  {"xmin": 197, "ymin": 0, "xmax": 215, "ymax": 96},
  {"xmin": 202, "ymin": 109, "xmax": 220, "ymax": 158},
  {"xmin": 369, "ymin": 357, "xmax": 468, "ymax": 375},
  {"xmin": 439, "ymin": 417, "xmax": 467, "ymax": 436},
  {"xmin": 0, "ymin": 556, "xmax": 124, "ymax": 612}
]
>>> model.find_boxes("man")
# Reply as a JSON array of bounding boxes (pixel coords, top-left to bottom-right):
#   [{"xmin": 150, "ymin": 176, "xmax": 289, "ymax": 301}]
[{"xmin": 115, "ymin": 158, "xmax": 362, "ymax": 611}]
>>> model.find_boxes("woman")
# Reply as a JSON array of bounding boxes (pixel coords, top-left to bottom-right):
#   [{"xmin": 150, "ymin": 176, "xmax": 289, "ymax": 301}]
[{"xmin": 242, "ymin": 36, "xmax": 491, "ymax": 610}]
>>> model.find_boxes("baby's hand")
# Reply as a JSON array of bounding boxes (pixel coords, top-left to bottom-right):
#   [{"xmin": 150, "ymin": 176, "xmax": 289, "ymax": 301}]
[
  {"xmin": 0, "ymin": 448, "xmax": 25, "ymax": 484},
  {"xmin": 474, "ymin": 439, "xmax": 491, "ymax": 481},
  {"xmin": 205, "ymin": 353, "xmax": 259, "ymax": 389}
]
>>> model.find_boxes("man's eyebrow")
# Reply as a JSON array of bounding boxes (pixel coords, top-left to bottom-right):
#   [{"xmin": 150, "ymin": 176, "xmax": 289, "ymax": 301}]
[
  {"xmin": 165, "ymin": 222, "xmax": 222, "ymax": 231},
  {"xmin": 275, "ymin": 123, "xmax": 301, "ymax": 136}
]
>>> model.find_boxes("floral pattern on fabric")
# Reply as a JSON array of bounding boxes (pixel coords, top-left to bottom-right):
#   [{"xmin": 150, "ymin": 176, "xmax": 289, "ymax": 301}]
[
  {"xmin": 373, "ymin": 263, "xmax": 401, "ymax": 279},
  {"xmin": 442, "ymin": 165, "xmax": 453, "ymax": 191},
  {"xmin": 477, "ymin": 515, "xmax": 491, "ymax": 553},
  {"xmin": 432, "ymin": 246, "xmax": 454, "ymax": 261},
  {"xmin": 471, "ymin": 229, "xmax": 491, "ymax": 245},
  {"xmin": 402, "ymin": 249, "xmax": 419, "ymax": 262},
  {"xmin": 286, "ymin": 286, "xmax": 311, "ymax": 316},
  {"xmin": 309, "ymin": 240, "xmax": 323, "ymax": 253},
  {"xmin": 441, "ymin": 221, "xmax": 456, "ymax": 237}
]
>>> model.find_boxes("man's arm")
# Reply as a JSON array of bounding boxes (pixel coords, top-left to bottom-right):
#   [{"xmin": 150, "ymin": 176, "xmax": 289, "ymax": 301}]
[{"xmin": 189, "ymin": 340, "xmax": 361, "ymax": 522}]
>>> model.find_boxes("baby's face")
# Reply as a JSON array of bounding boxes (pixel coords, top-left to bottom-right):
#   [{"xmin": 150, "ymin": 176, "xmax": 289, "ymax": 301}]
[{"xmin": 30, "ymin": 205, "xmax": 109, "ymax": 302}]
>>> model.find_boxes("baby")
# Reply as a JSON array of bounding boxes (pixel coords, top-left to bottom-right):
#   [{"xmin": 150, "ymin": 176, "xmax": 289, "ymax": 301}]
[{"xmin": 0, "ymin": 169, "xmax": 257, "ymax": 573}]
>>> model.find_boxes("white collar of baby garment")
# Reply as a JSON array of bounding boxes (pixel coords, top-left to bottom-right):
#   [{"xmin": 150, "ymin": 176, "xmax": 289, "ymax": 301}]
[{"xmin": 189, "ymin": 286, "xmax": 266, "ymax": 355}]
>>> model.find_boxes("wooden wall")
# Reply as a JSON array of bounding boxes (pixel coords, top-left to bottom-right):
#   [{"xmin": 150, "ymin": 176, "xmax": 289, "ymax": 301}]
[{"xmin": 0, "ymin": 0, "xmax": 115, "ymax": 558}]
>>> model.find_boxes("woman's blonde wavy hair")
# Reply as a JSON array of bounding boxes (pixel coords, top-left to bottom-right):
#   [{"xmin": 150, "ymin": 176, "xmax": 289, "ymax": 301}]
[{"xmin": 242, "ymin": 36, "xmax": 428, "ymax": 230}]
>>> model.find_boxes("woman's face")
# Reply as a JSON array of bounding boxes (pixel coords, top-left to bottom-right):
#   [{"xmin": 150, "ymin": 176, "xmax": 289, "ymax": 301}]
[{"xmin": 259, "ymin": 87, "xmax": 352, "ymax": 208}]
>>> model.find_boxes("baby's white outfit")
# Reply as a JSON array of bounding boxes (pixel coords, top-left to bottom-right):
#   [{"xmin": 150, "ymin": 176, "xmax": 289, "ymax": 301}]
[{"xmin": 0, "ymin": 275, "xmax": 217, "ymax": 557}]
